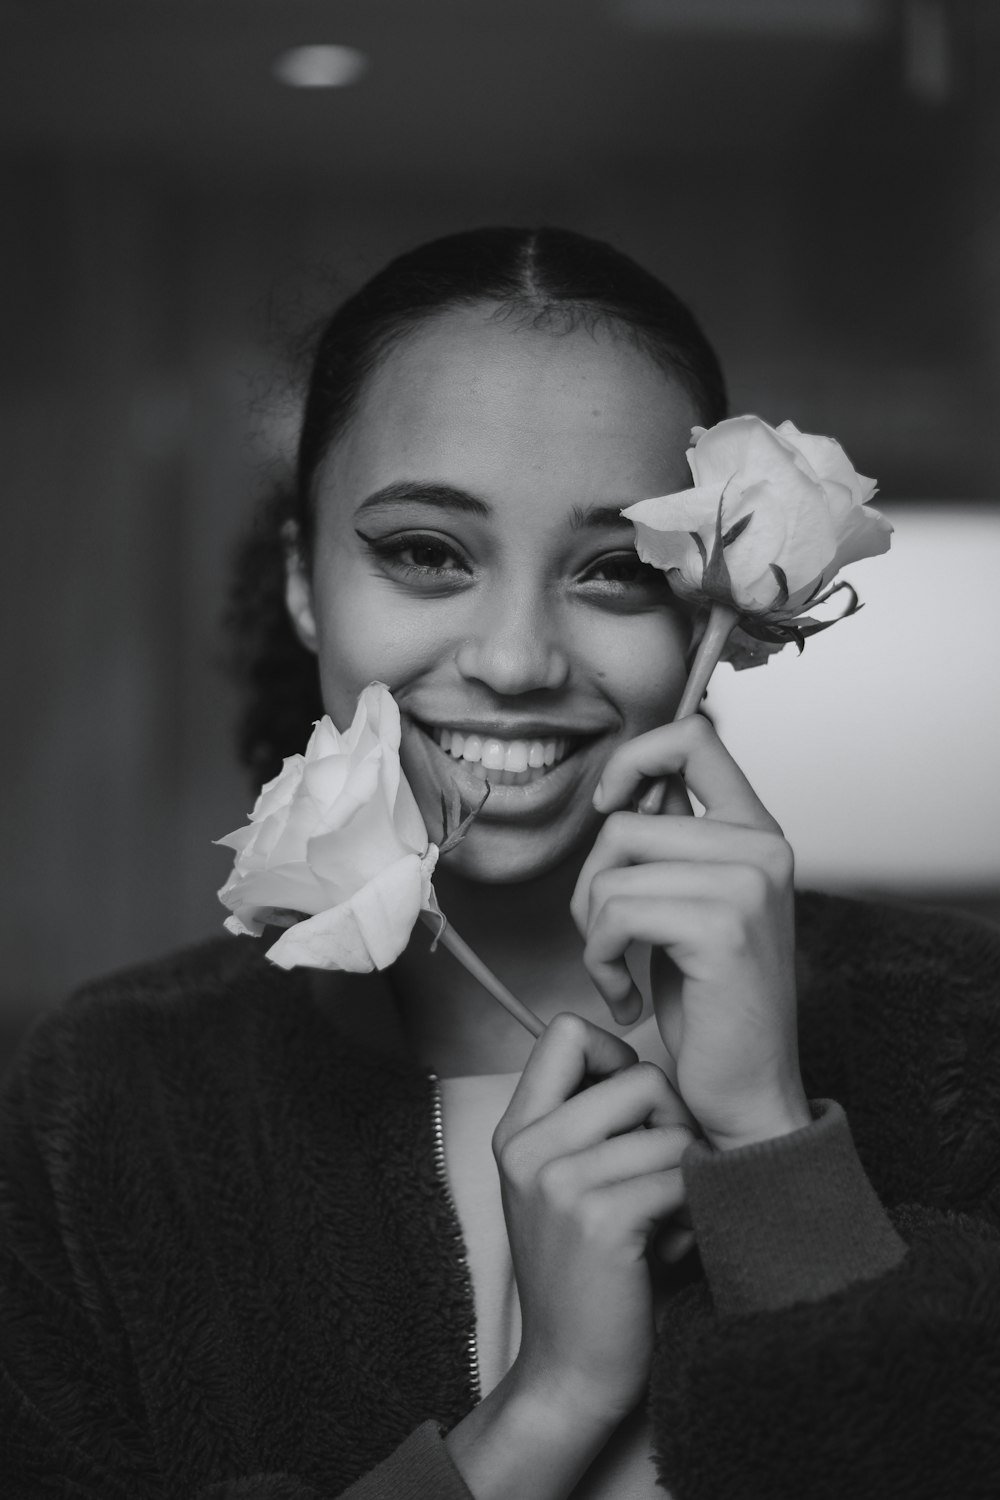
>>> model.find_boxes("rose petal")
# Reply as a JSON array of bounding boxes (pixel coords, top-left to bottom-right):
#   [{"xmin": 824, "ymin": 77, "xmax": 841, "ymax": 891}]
[
  {"xmin": 264, "ymin": 853, "xmax": 426, "ymax": 972},
  {"xmin": 301, "ymin": 746, "xmax": 381, "ymax": 830},
  {"xmin": 777, "ymin": 422, "xmax": 878, "ymax": 508},
  {"xmin": 252, "ymin": 756, "xmax": 306, "ymax": 821},
  {"xmin": 392, "ymin": 771, "xmax": 432, "ymax": 853},
  {"xmin": 735, "ymin": 477, "xmax": 840, "ymax": 602},
  {"xmin": 625, "ymin": 486, "xmax": 723, "ymax": 586},
  {"xmin": 828, "ymin": 503, "xmax": 894, "ymax": 571},
  {"xmin": 216, "ymin": 682, "xmax": 438, "ymax": 972},
  {"xmin": 218, "ymin": 862, "xmax": 330, "ymax": 918},
  {"xmin": 214, "ymin": 823, "xmax": 256, "ymax": 855},
  {"xmin": 687, "ymin": 416, "xmax": 801, "ymax": 491},
  {"xmin": 307, "ymin": 809, "xmax": 413, "ymax": 888},
  {"xmin": 223, "ymin": 911, "xmax": 264, "ymax": 939},
  {"xmin": 618, "ymin": 415, "xmax": 891, "ymax": 674}
]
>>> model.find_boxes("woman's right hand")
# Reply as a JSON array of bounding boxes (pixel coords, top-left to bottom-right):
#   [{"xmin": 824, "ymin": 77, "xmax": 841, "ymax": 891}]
[{"xmin": 493, "ymin": 1012, "xmax": 695, "ymax": 1433}]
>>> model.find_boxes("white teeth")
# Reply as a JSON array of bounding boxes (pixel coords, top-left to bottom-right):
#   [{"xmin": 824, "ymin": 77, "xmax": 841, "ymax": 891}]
[
  {"xmin": 504, "ymin": 741, "xmax": 529, "ymax": 773},
  {"xmin": 429, "ymin": 726, "xmax": 571, "ymax": 773},
  {"xmin": 481, "ymin": 739, "xmax": 506, "ymax": 771}
]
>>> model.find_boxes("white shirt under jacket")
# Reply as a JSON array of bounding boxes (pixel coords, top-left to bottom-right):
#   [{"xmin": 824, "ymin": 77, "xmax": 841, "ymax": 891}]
[{"xmin": 439, "ymin": 1013, "xmax": 674, "ymax": 1500}]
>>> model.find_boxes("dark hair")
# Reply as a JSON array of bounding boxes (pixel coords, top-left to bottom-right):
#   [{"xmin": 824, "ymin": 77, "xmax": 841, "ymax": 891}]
[{"xmin": 227, "ymin": 226, "xmax": 727, "ymax": 786}]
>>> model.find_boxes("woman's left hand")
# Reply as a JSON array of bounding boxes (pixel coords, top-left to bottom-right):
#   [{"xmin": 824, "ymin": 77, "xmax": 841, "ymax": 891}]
[{"xmin": 570, "ymin": 714, "xmax": 812, "ymax": 1153}]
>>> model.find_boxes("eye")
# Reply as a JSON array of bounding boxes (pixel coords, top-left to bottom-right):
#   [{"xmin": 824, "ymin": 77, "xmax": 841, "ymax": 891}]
[
  {"xmin": 355, "ymin": 529, "xmax": 472, "ymax": 582},
  {"xmin": 580, "ymin": 551, "xmax": 671, "ymax": 592}
]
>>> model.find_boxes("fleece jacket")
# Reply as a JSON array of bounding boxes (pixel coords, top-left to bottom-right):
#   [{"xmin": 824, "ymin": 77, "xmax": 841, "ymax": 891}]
[{"xmin": 1, "ymin": 891, "xmax": 999, "ymax": 1499}]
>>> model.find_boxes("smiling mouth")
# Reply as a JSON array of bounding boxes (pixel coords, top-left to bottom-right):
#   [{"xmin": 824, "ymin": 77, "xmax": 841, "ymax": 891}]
[{"xmin": 415, "ymin": 723, "xmax": 586, "ymax": 786}]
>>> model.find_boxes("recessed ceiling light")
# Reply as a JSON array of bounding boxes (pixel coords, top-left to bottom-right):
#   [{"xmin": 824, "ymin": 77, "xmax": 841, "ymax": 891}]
[{"xmin": 272, "ymin": 45, "xmax": 368, "ymax": 89}]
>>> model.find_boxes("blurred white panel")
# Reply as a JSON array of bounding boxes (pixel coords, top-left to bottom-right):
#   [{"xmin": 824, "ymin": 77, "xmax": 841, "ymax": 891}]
[{"xmin": 708, "ymin": 504, "xmax": 1000, "ymax": 891}]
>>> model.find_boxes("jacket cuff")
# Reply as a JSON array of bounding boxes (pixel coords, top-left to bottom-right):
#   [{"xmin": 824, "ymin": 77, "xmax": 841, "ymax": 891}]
[
  {"xmin": 337, "ymin": 1419, "xmax": 475, "ymax": 1500},
  {"xmin": 682, "ymin": 1099, "xmax": 907, "ymax": 1318}
]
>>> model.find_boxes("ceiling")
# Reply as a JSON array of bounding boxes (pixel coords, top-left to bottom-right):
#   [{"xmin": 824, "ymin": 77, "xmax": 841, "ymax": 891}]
[{"xmin": 0, "ymin": 0, "xmax": 965, "ymax": 189}]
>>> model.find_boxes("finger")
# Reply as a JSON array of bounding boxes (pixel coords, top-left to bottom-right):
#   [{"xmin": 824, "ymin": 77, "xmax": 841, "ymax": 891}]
[
  {"xmin": 584, "ymin": 893, "xmax": 731, "ymax": 1008},
  {"xmin": 541, "ymin": 1125, "xmax": 695, "ymax": 1197},
  {"xmin": 509, "ymin": 1059, "xmax": 685, "ymax": 1163},
  {"xmin": 637, "ymin": 772, "xmax": 693, "ymax": 818},
  {"xmin": 580, "ymin": 861, "xmax": 771, "ymax": 1013},
  {"xmin": 571, "ymin": 814, "xmax": 792, "ymax": 935},
  {"xmin": 584, "ymin": 1169, "xmax": 690, "ymax": 1247},
  {"xmin": 594, "ymin": 715, "xmax": 779, "ymax": 833},
  {"xmin": 499, "ymin": 1014, "xmax": 638, "ymax": 1138},
  {"xmin": 584, "ymin": 856, "xmax": 778, "ymax": 934},
  {"xmin": 586, "ymin": 860, "xmax": 769, "ymax": 930}
]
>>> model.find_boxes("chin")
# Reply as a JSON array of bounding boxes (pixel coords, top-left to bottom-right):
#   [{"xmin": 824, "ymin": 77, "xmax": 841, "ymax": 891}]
[{"xmin": 435, "ymin": 820, "xmax": 595, "ymax": 886}]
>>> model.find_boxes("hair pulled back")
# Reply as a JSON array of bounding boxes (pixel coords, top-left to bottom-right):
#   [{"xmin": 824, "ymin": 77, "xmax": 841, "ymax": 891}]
[{"xmin": 227, "ymin": 226, "xmax": 727, "ymax": 786}]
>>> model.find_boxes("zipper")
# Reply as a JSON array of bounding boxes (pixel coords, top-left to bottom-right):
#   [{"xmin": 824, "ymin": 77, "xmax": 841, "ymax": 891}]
[{"xmin": 428, "ymin": 1072, "xmax": 482, "ymax": 1404}]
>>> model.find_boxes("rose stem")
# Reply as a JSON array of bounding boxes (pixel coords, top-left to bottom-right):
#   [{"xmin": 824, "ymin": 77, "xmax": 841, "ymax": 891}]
[
  {"xmin": 637, "ymin": 601, "xmax": 741, "ymax": 816},
  {"xmin": 419, "ymin": 909, "xmax": 545, "ymax": 1038}
]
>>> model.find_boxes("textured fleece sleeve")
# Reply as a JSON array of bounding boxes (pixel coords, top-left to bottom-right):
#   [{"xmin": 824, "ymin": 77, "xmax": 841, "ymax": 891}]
[{"xmin": 648, "ymin": 1100, "xmax": 1000, "ymax": 1500}]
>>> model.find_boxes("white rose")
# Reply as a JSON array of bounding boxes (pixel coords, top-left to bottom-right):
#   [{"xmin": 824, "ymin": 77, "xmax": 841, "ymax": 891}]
[
  {"xmin": 216, "ymin": 682, "xmax": 439, "ymax": 972},
  {"xmin": 623, "ymin": 415, "xmax": 893, "ymax": 617}
]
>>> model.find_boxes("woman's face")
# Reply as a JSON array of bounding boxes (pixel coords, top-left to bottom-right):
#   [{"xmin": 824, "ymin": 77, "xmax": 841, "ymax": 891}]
[{"xmin": 289, "ymin": 304, "xmax": 698, "ymax": 883}]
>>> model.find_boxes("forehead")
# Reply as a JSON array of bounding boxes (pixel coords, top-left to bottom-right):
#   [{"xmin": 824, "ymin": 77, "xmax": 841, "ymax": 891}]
[{"xmin": 316, "ymin": 304, "xmax": 698, "ymax": 518}]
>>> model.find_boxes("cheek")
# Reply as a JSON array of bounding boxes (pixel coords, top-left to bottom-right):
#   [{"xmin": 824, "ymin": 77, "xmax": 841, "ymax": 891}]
[
  {"xmin": 312, "ymin": 581, "xmax": 456, "ymax": 725},
  {"xmin": 585, "ymin": 610, "xmax": 691, "ymax": 726}
]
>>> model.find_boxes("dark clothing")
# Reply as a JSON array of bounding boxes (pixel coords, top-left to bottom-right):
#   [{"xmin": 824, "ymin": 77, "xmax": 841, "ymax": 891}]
[{"xmin": 1, "ymin": 891, "xmax": 999, "ymax": 1499}]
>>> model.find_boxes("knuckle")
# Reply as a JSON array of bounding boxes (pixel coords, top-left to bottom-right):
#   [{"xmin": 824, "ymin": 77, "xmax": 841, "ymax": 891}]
[
  {"xmin": 683, "ymin": 713, "xmax": 715, "ymax": 750},
  {"xmin": 494, "ymin": 1132, "xmax": 528, "ymax": 1183},
  {"xmin": 601, "ymin": 891, "xmax": 630, "ymax": 928},
  {"xmin": 536, "ymin": 1157, "xmax": 573, "ymax": 1210},
  {"xmin": 732, "ymin": 863, "xmax": 769, "ymax": 909},
  {"xmin": 630, "ymin": 1059, "xmax": 668, "ymax": 1094},
  {"xmin": 491, "ymin": 1129, "xmax": 510, "ymax": 1169},
  {"xmin": 547, "ymin": 1010, "xmax": 589, "ymax": 1049},
  {"xmin": 588, "ymin": 867, "xmax": 617, "ymax": 910},
  {"xmin": 764, "ymin": 835, "xmax": 795, "ymax": 883},
  {"xmin": 584, "ymin": 901, "xmax": 619, "ymax": 957},
  {"xmin": 601, "ymin": 809, "xmax": 634, "ymax": 851},
  {"xmin": 490, "ymin": 1122, "xmax": 510, "ymax": 1163}
]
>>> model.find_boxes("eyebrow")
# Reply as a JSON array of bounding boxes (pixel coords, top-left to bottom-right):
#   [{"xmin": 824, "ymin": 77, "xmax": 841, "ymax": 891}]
[
  {"xmin": 354, "ymin": 481, "xmax": 490, "ymax": 518},
  {"xmin": 354, "ymin": 481, "xmax": 632, "ymax": 530},
  {"xmin": 568, "ymin": 503, "xmax": 633, "ymax": 531}
]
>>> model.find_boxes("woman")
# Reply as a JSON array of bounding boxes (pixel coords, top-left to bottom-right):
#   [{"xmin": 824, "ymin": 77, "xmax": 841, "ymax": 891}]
[{"xmin": 2, "ymin": 228, "xmax": 998, "ymax": 1500}]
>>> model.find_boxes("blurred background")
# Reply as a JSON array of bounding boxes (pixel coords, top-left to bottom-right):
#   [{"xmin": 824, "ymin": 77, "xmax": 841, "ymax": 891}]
[{"xmin": 2, "ymin": 0, "xmax": 999, "ymax": 1069}]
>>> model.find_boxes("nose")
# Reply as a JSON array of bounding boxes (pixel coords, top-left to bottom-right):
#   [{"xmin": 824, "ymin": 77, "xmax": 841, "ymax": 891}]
[{"xmin": 455, "ymin": 586, "xmax": 570, "ymax": 695}]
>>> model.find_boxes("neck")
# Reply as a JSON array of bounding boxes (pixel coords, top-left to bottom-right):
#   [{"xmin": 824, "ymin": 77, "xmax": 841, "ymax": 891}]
[{"xmin": 390, "ymin": 855, "xmax": 641, "ymax": 1076}]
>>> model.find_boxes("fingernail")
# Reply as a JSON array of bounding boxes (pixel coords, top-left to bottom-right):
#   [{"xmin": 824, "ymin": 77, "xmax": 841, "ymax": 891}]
[
  {"xmin": 593, "ymin": 782, "xmax": 606, "ymax": 810},
  {"xmin": 613, "ymin": 990, "xmax": 643, "ymax": 1027}
]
